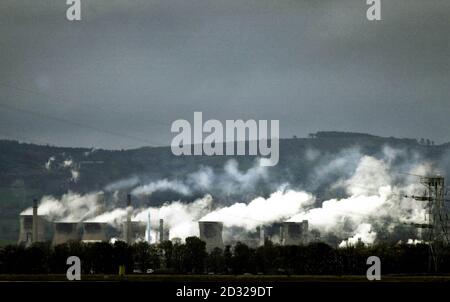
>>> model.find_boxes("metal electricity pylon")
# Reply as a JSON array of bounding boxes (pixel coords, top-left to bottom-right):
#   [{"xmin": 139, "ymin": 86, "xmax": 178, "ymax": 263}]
[{"xmin": 407, "ymin": 176, "xmax": 450, "ymax": 272}]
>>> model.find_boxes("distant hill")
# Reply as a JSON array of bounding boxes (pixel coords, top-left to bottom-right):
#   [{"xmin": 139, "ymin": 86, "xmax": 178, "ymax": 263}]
[{"xmin": 1, "ymin": 131, "xmax": 449, "ymax": 244}]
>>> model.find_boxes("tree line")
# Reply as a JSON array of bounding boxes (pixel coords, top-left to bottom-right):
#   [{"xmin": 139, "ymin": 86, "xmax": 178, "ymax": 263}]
[{"xmin": 1, "ymin": 237, "xmax": 450, "ymax": 275}]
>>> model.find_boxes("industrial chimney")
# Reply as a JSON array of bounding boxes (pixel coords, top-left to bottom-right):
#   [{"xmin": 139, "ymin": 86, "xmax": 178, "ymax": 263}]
[
  {"xmin": 159, "ymin": 219, "xmax": 164, "ymax": 243},
  {"xmin": 96, "ymin": 192, "xmax": 106, "ymax": 216},
  {"xmin": 126, "ymin": 194, "xmax": 132, "ymax": 245},
  {"xmin": 146, "ymin": 211, "xmax": 151, "ymax": 243},
  {"xmin": 32, "ymin": 199, "xmax": 38, "ymax": 243},
  {"xmin": 259, "ymin": 225, "xmax": 265, "ymax": 246}
]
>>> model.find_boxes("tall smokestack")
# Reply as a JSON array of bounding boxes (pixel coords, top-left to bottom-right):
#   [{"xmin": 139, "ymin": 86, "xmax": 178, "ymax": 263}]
[
  {"xmin": 32, "ymin": 199, "xmax": 38, "ymax": 243},
  {"xmin": 126, "ymin": 194, "xmax": 132, "ymax": 245},
  {"xmin": 96, "ymin": 192, "xmax": 106, "ymax": 216},
  {"xmin": 146, "ymin": 211, "xmax": 151, "ymax": 243},
  {"xmin": 159, "ymin": 219, "xmax": 164, "ymax": 243},
  {"xmin": 259, "ymin": 225, "xmax": 265, "ymax": 246}
]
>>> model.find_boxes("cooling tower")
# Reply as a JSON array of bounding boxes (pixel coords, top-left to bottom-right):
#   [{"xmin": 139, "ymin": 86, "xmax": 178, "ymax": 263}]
[
  {"xmin": 18, "ymin": 214, "xmax": 49, "ymax": 246},
  {"xmin": 52, "ymin": 222, "xmax": 82, "ymax": 246},
  {"xmin": 281, "ymin": 220, "xmax": 309, "ymax": 246},
  {"xmin": 82, "ymin": 222, "xmax": 108, "ymax": 242},
  {"xmin": 199, "ymin": 221, "xmax": 224, "ymax": 252},
  {"xmin": 122, "ymin": 221, "xmax": 146, "ymax": 244}
]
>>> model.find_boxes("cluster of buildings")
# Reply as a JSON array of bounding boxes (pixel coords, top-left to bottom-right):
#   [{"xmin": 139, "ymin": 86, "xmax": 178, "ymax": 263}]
[
  {"xmin": 18, "ymin": 197, "xmax": 169, "ymax": 247},
  {"xmin": 199, "ymin": 220, "xmax": 309, "ymax": 252},
  {"xmin": 18, "ymin": 198, "xmax": 310, "ymax": 250}
]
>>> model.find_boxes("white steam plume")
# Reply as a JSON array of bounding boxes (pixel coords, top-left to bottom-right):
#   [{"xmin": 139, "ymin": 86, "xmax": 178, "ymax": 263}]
[
  {"xmin": 288, "ymin": 155, "xmax": 430, "ymax": 245},
  {"xmin": 62, "ymin": 158, "xmax": 80, "ymax": 182},
  {"xmin": 129, "ymin": 158, "xmax": 270, "ymax": 197},
  {"xmin": 29, "ymin": 145, "xmax": 436, "ymax": 246},
  {"xmin": 92, "ymin": 195, "xmax": 214, "ymax": 240},
  {"xmin": 200, "ymin": 188, "xmax": 314, "ymax": 230},
  {"xmin": 44, "ymin": 156, "xmax": 80, "ymax": 182},
  {"xmin": 104, "ymin": 176, "xmax": 140, "ymax": 192},
  {"xmin": 45, "ymin": 156, "xmax": 55, "ymax": 170},
  {"xmin": 338, "ymin": 223, "xmax": 377, "ymax": 247},
  {"xmin": 21, "ymin": 191, "xmax": 103, "ymax": 222},
  {"xmin": 132, "ymin": 179, "xmax": 191, "ymax": 196}
]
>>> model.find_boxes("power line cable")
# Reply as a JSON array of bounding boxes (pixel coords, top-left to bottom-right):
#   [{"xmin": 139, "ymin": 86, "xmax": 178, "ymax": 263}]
[
  {"xmin": 0, "ymin": 102, "xmax": 159, "ymax": 147},
  {"xmin": 0, "ymin": 81, "xmax": 171, "ymax": 128}
]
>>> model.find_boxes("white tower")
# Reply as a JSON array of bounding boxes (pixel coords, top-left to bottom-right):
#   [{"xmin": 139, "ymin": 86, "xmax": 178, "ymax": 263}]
[{"xmin": 146, "ymin": 211, "xmax": 151, "ymax": 243}]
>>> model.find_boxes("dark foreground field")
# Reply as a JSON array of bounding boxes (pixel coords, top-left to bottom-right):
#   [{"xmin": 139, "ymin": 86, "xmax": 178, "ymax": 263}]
[
  {"xmin": 1, "ymin": 274, "xmax": 450, "ymax": 282},
  {"xmin": 2, "ymin": 274, "xmax": 449, "ymax": 300}
]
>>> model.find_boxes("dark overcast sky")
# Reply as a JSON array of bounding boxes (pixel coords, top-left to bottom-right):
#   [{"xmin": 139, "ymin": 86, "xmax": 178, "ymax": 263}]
[{"xmin": 0, "ymin": 0, "xmax": 449, "ymax": 149}]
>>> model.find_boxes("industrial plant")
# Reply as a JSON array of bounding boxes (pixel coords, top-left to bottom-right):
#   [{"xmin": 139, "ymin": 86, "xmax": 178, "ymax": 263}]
[
  {"xmin": 17, "ymin": 195, "xmax": 168, "ymax": 247},
  {"xmin": 17, "ymin": 175, "xmax": 450, "ymax": 261},
  {"xmin": 18, "ymin": 196, "xmax": 312, "ymax": 250}
]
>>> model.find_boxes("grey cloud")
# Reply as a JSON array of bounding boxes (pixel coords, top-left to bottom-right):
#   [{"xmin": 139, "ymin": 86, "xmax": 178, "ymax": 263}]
[{"xmin": 0, "ymin": 0, "xmax": 449, "ymax": 148}]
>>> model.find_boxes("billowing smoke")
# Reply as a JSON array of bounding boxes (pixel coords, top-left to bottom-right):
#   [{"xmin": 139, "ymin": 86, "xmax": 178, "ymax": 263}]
[
  {"xmin": 200, "ymin": 188, "xmax": 314, "ymax": 230},
  {"xmin": 338, "ymin": 224, "xmax": 377, "ymax": 247},
  {"xmin": 62, "ymin": 159, "xmax": 73, "ymax": 168},
  {"xmin": 407, "ymin": 239, "xmax": 424, "ymax": 245},
  {"xmin": 112, "ymin": 158, "xmax": 271, "ymax": 198},
  {"xmin": 90, "ymin": 208, "xmax": 128, "ymax": 226},
  {"xmin": 217, "ymin": 159, "xmax": 269, "ymax": 193},
  {"xmin": 95, "ymin": 152, "xmax": 428, "ymax": 246},
  {"xmin": 30, "ymin": 145, "xmax": 439, "ymax": 246},
  {"xmin": 133, "ymin": 195, "xmax": 213, "ymax": 240},
  {"xmin": 45, "ymin": 156, "xmax": 55, "ymax": 170},
  {"xmin": 21, "ymin": 191, "xmax": 103, "ymax": 222},
  {"xmin": 104, "ymin": 176, "xmax": 140, "ymax": 192},
  {"xmin": 307, "ymin": 147, "xmax": 364, "ymax": 191},
  {"xmin": 70, "ymin": 170, "xmax": 80, "ymax": 182},
  {"xmin": 91, "ymin": 195, "xmax": 214, "ymax": 240},
  {"xmin": 43, "ymin": 155, "xmax": 80, "ymax": 182},
  {"xmin": 288, "ymin": 155, "xmax": 430, "ymax": 245},
  {"xmin": 62, "ymin": 159, "xmax": 80, "ymax": 182},
  {"xmin": 132, "ymin": 179, "xmax": 192, "ymax": 196}
]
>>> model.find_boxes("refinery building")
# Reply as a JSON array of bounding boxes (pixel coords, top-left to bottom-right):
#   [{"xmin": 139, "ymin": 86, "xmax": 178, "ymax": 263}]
[{"xmin": 18, "ymin": 197, "xmax": 309, "ymax": 249}]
